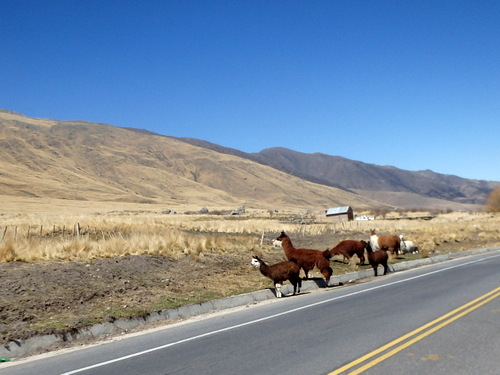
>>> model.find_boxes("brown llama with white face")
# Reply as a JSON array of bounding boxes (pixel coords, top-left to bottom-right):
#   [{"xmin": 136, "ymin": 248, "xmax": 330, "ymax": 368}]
[
  {"xmin": 276, "ymin": 231, "xmax": 333, "ymax": 287},
  {"xmin": 251, "ymin": 256, "xmax": 302, "ymax": 298}
]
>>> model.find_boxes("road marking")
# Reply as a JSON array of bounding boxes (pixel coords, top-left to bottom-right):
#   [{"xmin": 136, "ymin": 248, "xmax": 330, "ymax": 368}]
[
  {"xmin": 421, "ymin": 354, "xmax": 440, "ymax": 361},
  {"xmin": 61, "ymin": 254, "xmax": 499, "ymax": 374},
  {"xmin": 328, "ymin": 286, "xmax": 500, "ymax": 375}
]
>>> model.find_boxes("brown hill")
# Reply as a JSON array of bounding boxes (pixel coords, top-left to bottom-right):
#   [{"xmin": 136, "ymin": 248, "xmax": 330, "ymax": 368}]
[
  {"xmin": 178, "ymin": 140, "xmax": 499, "ymax": 210},
  {"xmin": 0, "ymin": 110, "xmax": 383, "ymax": 213}
]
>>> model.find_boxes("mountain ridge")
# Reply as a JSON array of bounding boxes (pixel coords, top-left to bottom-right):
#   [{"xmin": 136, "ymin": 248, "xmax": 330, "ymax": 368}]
[
  {"xmin": 1, "ymin": 110, "xmax": 497, "ymax": 212},
  {"xmin": 177, "ymin": 138, "xmax": 498, "ymax": 208}
]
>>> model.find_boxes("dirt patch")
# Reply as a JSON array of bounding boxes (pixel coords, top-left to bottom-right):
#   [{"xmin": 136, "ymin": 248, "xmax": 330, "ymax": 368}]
[
  {"xmin": 1, "ymin": 231, "xmax": 497, "ymax": 354},
  {"xmin": 0, "ymin": 253, "xmax": 253, "ymax": 345}
]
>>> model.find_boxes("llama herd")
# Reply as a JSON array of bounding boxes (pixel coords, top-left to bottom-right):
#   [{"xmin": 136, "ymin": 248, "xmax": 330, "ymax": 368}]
[{"xmin": 251, "ymin": 230, "xmax": 417, "ymax": 298}]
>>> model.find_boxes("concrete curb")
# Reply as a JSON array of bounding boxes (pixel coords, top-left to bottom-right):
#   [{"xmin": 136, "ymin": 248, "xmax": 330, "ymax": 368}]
[{"xmin": 2, "ymin": 246, "xmax": 499, "ymax": 359}]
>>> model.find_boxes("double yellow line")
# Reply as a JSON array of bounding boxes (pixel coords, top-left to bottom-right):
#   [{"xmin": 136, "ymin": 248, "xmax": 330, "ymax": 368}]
[{"xmin": 328, "ymin": 286, "xmax": 500, "ymax": 375}]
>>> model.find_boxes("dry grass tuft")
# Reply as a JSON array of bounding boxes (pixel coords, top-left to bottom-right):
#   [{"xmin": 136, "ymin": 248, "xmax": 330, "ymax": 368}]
[{"xmin": 0, "ymin": 241, "xmax": 17, "ymax": 262}]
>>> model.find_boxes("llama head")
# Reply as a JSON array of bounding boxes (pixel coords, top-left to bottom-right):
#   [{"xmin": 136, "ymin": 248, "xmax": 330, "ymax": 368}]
[
  {"xmin": 250, "ymin": 256, "xmax": 261, "ymax": 269},
  {"xmin": 276, "ymin": 231, "xmax": 287, "ymax": 241}
]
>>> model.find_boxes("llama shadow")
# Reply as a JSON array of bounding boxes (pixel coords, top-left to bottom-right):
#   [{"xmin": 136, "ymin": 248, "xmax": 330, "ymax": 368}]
[
  {"xmin": 269, "ymin": 288, "xmax": 305, "ymax": 298},
  {"xmin": 331, "ymin": 259, "xmax": 349, "ymax": 264},
  {"xmin": 306, "ymin": 277, "xmax": 344, "ymax": 288}
]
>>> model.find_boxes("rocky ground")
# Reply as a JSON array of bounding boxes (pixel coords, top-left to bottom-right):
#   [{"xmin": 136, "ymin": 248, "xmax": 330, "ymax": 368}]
[{"xmin": 1, "ymin": 231, "xmax": 498, "ymax": 355}]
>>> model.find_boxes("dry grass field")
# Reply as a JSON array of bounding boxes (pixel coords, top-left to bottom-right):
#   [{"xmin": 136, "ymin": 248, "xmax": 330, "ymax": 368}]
[{"xmin": 1, "ymin": 202, "xmax": 499, "ymax": 352}]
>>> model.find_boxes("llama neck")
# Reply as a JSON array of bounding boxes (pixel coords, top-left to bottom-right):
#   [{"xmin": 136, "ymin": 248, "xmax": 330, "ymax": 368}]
[
  {"xmin": 258, "ymin": 261, "xmax": 270, "ymax": 276},
  {"xmin": 280, "ymin": 237, "xmax": 296, "ymax": 259},
  {"xmin": 281, "ymin": 237, "xmax": 294, "ymax": 250}
]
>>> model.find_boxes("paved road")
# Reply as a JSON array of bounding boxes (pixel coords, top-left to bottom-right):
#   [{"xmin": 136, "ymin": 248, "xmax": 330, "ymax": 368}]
[{"xmin": 2, "ymin": 250, "xmax": 499, "ymax": 375}]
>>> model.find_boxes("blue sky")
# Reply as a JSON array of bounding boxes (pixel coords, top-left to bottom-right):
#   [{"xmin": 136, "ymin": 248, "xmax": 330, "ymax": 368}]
[{"xmin": 1, "ymin": 1, "xmax": 499, "ymax": 181}]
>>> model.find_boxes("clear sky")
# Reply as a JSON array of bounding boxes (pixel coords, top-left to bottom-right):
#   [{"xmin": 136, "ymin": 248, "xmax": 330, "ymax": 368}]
[{"xmin": 1, "ymin": 1, "xmax": 499, "ymax": 181}]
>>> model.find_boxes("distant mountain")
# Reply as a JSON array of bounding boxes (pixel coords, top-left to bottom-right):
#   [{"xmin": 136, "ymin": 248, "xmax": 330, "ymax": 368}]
[
  {"xmin": 0, "ymin": 110, "xmax": 383, "ymax": 211},
  {"xmin": 178, "ymin": 139, "xmax": 499, "ymax": 209}
]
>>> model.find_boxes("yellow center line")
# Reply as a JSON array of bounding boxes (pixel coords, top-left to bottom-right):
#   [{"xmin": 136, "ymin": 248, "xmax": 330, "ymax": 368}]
[
  {"xmin": 349, "ymin": 291, "xmax": 500, "ymax": 374},
  {"xmin": 328, "ymin": 286, "xmax": 500, "ymax": 375}
]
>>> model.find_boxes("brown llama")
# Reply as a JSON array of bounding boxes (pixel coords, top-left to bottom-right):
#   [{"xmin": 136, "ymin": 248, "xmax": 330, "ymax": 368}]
[
  {"xmin": 370, "ymin": 229, "xmax": 401, "ymax": 256},
  {"xmin": 276, "ymin": 231, "xmax": 333, "ymax": 287},
  {"xmin": 327, "ymin": 240, "xmax": 367, "ymax": 265},
  {"xmin": 251, "ymin": 256, "xmax": 302, "ymax": 298},
  {"xmin": 365, "ymin": 241, "xmax": 389, "ymax": 276}
]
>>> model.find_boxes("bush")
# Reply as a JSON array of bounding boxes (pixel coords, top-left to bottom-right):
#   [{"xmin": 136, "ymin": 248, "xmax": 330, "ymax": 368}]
[{"xmin": 486, "ymin": 187, "xmax": 500, "ymax": 212}]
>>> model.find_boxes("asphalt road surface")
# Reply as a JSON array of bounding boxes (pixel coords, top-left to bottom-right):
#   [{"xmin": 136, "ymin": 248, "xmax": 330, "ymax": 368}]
[{"xmin": 2, "ymin": 250, "xmax": 500, "ymax": 375}]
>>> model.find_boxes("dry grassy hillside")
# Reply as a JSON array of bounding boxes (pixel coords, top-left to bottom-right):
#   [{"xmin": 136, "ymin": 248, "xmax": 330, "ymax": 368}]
[
  {"xmin": 0, "ymin": 110, "xmax": 384, "ymax": 213},
  {"xmin": 354, "ymin": 190, "xmax": 482, "ymax": 211},
  {"xmin": 178, "ymin": 140, "xmax": 496, "ymax": 211},
  {"xmin": 251, "ymin": 148, "xmax": 497, "ymax": 209}
]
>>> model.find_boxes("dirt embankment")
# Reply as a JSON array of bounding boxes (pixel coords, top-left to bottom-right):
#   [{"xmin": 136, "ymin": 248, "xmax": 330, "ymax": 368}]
[{"xmin": 0, "ymin": 253, "xmax": 252, "ymax": 346}]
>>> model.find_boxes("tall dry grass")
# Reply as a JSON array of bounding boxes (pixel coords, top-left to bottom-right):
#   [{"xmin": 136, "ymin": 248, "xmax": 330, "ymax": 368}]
[{"xmin": 1, "ymin": 211, "xmax": 499, "ymax": 262}]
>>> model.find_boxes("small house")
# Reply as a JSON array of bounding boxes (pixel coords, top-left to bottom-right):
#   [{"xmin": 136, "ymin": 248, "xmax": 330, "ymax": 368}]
[{"xmin": 325, "ymin": 206, "xmax": 354, "ymax": 222}]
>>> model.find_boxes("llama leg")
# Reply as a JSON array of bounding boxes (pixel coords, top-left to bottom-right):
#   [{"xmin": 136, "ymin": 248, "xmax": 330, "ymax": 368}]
[
  {"xmin": 275, "ymin": 283, "xmax": 282, "ymax": 298},
  {"xmin": 383, "ymin": 262, "xmax": 388, "ymax": 275},
  {"xmin": 373, "ymin": 265, "xmax": 378, "ymax": 276}
]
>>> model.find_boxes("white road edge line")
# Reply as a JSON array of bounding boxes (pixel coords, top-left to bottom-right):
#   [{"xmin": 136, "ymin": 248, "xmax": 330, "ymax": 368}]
[{"xmin": 62, "ymin": 253, "xmax": 499, "ymax": 374}]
